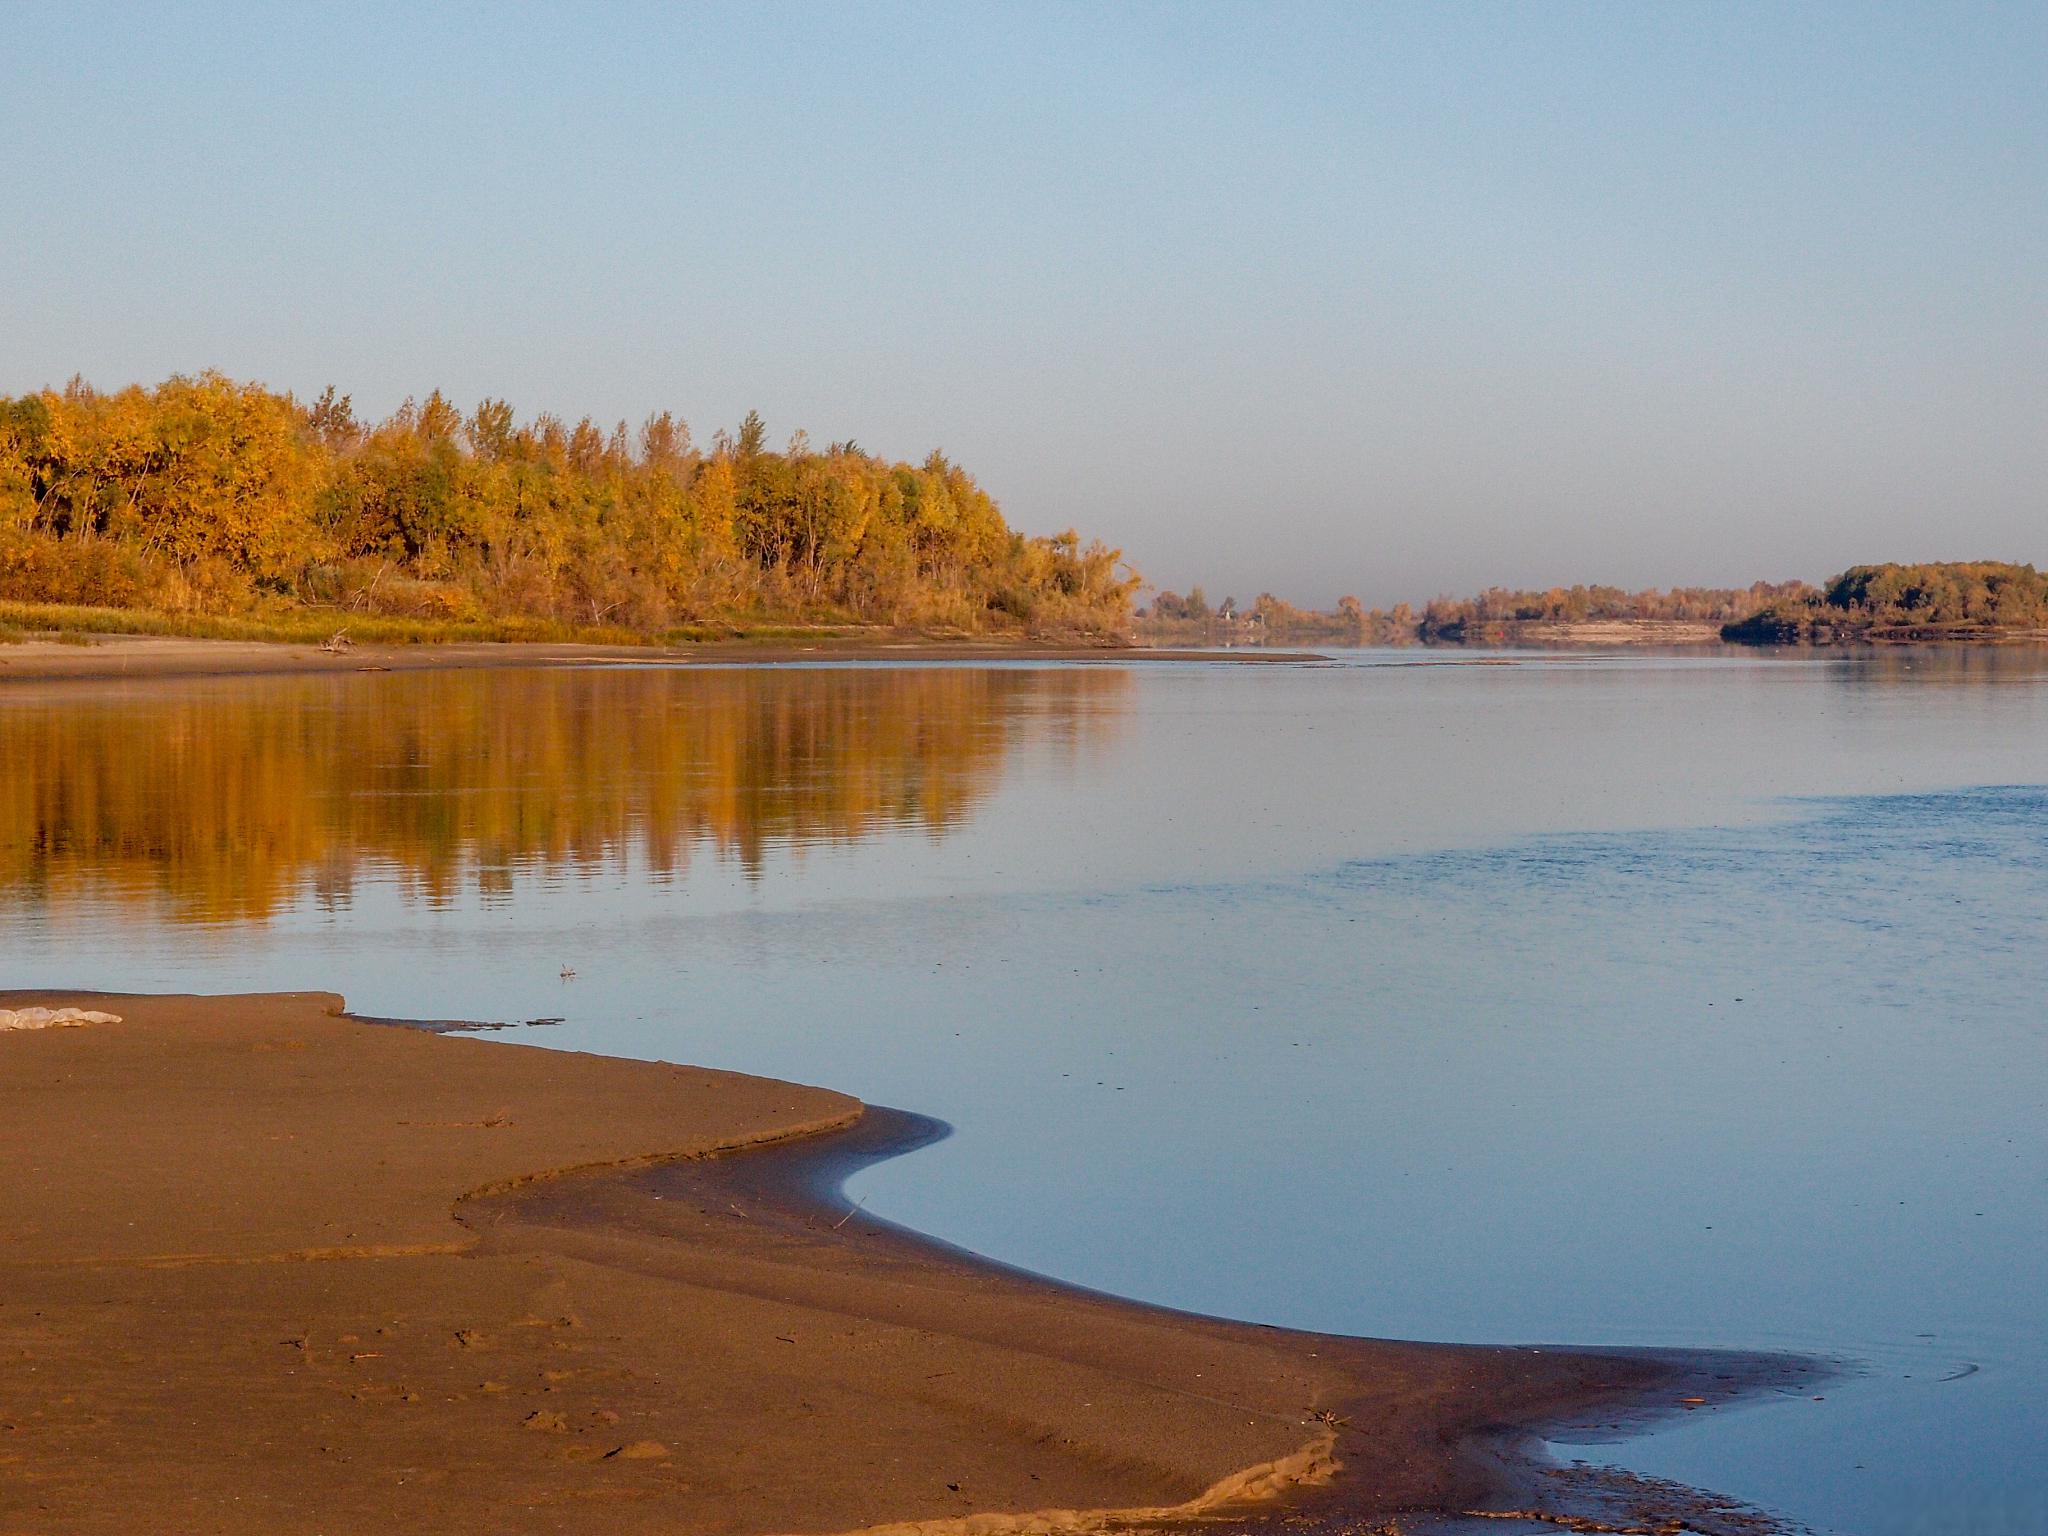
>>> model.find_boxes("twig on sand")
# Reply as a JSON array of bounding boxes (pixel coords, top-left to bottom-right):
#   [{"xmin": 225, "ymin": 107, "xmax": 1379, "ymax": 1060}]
[{"xmin": 831, "ymin": 1197, "xmax": 867, "ymax": 1231}]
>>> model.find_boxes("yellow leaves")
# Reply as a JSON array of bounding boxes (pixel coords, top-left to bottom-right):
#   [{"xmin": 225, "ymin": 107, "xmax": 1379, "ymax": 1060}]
[
  {"xmin": 0, "ymin": 373, "xmax": 1139, "ymax": 635},
  {"xmin": 693, "ymin": 456, "xmax": 738, "ymax": 554},
  {"xmin": 11, "ymin": 372, "xmax": 322, "ymax": 578}
]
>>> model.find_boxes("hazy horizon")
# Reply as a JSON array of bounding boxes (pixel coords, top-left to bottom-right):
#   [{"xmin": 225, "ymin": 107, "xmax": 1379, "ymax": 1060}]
[{"xmin": 5, "ymin": 2, "xmax": 2043, "ymax": 607}]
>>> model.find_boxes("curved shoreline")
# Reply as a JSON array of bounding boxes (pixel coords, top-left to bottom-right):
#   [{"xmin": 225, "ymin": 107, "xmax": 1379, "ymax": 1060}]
[
  {"xmin": 1, "ymin": 989, "xmax": 1819, "ymax": 1534},
  {"xmin": 493, "ymin": 1109, "xmax": 1826, "ymax": 1535}
]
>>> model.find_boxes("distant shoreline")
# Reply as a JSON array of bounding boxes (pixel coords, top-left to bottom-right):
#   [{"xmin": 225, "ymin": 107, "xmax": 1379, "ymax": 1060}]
[
  {"xmin": 1142, "ymin": 563, "xmax": 2048, "ymax": 650},
  {"xmin": 1153, "ymin": 615, "xmax": 2048, "ymax": 650},
  {"xmin": 0, "ymin": 989, "xmax": 1818, "ymax": 1534},
  {"xmin": 0, "ymin": 630, "xmax": 1325, "ymax": 684},
  {"xmin": 11, "ymin": 624, "xmax": 2046, "ymax": 687},
  {"xmin": 1135, "ymin": 615, "xmax": 1731, "ymax": 648},
  {"xmin": 1437, "ymin": 617, "xmax": 1727, "ymax": 646},
  {"xmin": 1444, "ymin": 617, "xmax": 2048, "ymax": 647}
]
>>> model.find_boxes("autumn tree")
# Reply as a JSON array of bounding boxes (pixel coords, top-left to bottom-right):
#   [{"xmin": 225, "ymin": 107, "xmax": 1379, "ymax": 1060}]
[{"xmin": 0, "ymin": 372, "xmax": 1139, "ymax": 636}]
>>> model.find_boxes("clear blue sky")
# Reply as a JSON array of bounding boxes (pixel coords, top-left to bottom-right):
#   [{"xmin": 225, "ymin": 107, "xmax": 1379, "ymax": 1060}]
[{"xmin": 4, "ymin": 2, "xmax": 2042, "ymax": 605}]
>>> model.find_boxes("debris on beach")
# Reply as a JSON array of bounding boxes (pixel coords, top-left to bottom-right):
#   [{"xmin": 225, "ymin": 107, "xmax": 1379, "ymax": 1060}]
[
  {"xmin": 605, "ymin": 1440, "xmax": 670, "ymax": 1460},
  {"xmin": 0, "ymin": 1006, "xmax": 123, "ymax": 1032}
]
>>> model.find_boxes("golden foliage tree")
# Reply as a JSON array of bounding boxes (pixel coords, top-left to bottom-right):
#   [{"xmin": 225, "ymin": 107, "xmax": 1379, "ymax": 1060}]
[{"xmin": 0, "ymin": 373, "xmax": 1139, "ymax": 635}]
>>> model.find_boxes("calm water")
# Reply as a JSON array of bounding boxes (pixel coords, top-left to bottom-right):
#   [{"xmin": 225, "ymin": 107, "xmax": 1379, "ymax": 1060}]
[{"xmin": 3, "ymin": 650, "xmax": 2045, "ymax": 1535}]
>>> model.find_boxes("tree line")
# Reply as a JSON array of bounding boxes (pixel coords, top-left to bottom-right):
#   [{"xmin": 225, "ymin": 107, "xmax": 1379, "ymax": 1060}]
[
  {"xmin": 1721, "ymin": 562, "xmax": 2048, "ymax": 642},
  {"xmin": 1145, "ymin": 565, "xmax": 2048, "ymax": 646},
  {"xmin": 1140, "ymin": 581, "xmax": 1813, "ymax": 642},
  {"xmin": 0, "ymin": 373, "xmax": 1137, "ymax": 637},
  {"xmin": 1408, "ymin": 581, "xmax": 1812, "ymax": 641}
]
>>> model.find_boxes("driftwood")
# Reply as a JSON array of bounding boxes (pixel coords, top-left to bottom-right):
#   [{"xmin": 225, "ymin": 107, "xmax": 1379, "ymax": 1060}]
[{"xmin": 0, "ymin": 1006, "xmax": 123, "ymax": 1032}]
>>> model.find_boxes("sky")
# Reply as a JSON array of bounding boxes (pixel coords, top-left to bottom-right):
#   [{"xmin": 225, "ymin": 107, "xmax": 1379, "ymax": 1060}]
[{"xmin": 3, "ymin": 2, "xmax": 2043, "ymax": 607}]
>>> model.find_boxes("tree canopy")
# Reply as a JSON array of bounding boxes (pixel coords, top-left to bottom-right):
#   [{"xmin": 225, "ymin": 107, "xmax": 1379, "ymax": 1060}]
[
  {"xmin": 1723, "ymin": 562, "xmax": 2048, "ymax": 642},
  {"xmin": 0, "ymin": 373, "xmax": 1137, "ymax": 636}
]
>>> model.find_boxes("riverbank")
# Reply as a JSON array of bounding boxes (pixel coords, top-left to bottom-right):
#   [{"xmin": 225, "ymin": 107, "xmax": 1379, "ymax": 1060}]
[
  {"xmin": 0, "ymin": 991, "xmax": 1810, "ymax": 1535},
  {"xmin": 0, "ymin": 632, "xmax": 1325, "ymax": 684},
  {"xmin": 1137, "ymin": 618, "xmax": 1731, "ymax": 648}
]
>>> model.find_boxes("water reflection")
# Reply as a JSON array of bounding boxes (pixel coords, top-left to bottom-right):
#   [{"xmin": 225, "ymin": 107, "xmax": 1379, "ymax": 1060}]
[
  {"xmin": 5, "ymin": 649, "xmax": 2046, "ymax": 1536},
  {"xmin": 0, "ymin": 665, "xmax": 1127, "ymax": 924}
]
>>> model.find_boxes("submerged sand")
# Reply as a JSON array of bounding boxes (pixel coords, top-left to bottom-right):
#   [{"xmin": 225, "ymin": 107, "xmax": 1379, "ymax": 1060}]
[{"xmin": 0, "ymin": 992, "xmax": 1802, "ymax": 1534}]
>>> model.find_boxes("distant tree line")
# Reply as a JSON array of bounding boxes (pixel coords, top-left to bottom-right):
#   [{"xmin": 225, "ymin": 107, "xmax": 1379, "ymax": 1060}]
[
  {"xmin": 1144, "ymin": 564, "xmax": 2048, "ymax": 647},
  {"xmin": 1722, "ymin": 562, "xmax": 2048, "ymax": 642},
  {"xmin": 1140, "ymin": 581, "xmax": 1811, "ymax": 643},
  {"xmin": 0, "ymin": 373, "xmax": 1137, "ymax": 636},
  {"xmin": 1410, "ymin": 582, "xmax": 1808, "ymax": 641}
]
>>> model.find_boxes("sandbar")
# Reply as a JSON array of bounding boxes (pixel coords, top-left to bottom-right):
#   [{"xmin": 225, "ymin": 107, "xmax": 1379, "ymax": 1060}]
[{"xmin": 0, "ymin": 991, "xmax": 1808, "ymax": 1534}]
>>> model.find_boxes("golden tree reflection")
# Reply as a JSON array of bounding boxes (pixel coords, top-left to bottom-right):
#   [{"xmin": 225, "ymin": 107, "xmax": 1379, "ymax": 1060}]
[{"xmin": 0, "ymin": 666, "xmax": 1127, "ymax": 924}]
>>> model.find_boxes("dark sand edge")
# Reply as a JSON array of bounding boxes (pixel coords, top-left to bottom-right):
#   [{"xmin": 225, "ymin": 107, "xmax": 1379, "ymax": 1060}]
[
  {"xmin": 0, "ymin": 632, "xmax": 1327, "ymax": 685},
  {"xmin": 499, "ymin": 1100, "xmax": 1829, "ymax": 1535}
]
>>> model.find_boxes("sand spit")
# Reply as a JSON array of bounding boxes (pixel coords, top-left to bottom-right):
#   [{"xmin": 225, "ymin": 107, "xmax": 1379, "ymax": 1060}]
[{"xmin": 0, "ymin": 990, "xmax": 1802, "ymax": 1535}]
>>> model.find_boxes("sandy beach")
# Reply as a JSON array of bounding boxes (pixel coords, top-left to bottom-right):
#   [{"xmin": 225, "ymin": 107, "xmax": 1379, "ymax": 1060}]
[
  {"xmin": 0, "ymin": 992, "xmax": 1803, "ymax": 1534},
  {"xmin": 0, "ymin": 634, "xmax": 1324, "ymax": 685}
]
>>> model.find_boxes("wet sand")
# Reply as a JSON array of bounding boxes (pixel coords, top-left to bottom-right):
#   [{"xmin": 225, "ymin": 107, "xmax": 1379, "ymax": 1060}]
[
  {"xmin": 0, "ymin": 991, "xmax": 1808, "ymax": 1535},
  {"xmin": 0, "ymin": 633, "xmax": 1322, "ymax": 685}
]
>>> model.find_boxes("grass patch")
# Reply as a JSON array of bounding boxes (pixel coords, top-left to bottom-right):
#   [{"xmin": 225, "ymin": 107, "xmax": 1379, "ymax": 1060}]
[
  {"xmin": 0, "ymin": 600, "xmax": 647, "ymax": 648},
  {"xmin": 0, "ymin": 600, "xmax": 918, "ymax": 651}
]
